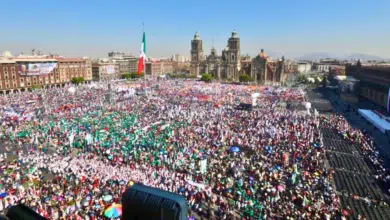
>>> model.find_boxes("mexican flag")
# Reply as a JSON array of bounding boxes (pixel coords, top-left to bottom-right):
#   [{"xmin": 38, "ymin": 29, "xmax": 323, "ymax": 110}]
[{"xmin": 137, "ymin": 32, "xmax": 146, "ymax": 76}]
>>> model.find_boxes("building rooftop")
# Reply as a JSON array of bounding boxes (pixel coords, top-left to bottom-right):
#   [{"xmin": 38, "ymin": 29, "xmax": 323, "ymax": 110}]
[
  {"xmin": 11, "ymin": 58, "xmax": 57, "ymax": 62},
  {"xmin": 55, "ymin": 58, "xmax": 87, "ymax": 62},
  {"xmin": 0, "ymin": 59, "xmax": 16, "ymax": 64}
]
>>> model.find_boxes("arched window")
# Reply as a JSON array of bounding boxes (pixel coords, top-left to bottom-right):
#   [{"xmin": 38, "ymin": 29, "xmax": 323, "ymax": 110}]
[
  {"xmin": 193, "ymin": 55, "xmax": 197, "ymax": 61},
  {"xmin": 231, "ymin": 54, "xmax": 235, "ymax": 61}
]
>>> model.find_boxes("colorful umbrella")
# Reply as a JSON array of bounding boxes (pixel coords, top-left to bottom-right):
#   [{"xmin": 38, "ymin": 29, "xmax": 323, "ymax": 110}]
[
  {"xmin": 104, "ymin": 203, "xmax": 122, "ymax": 218},
  {"xmin": 229, "ymin": 146, "xmax": 240, "ymax": 153}
]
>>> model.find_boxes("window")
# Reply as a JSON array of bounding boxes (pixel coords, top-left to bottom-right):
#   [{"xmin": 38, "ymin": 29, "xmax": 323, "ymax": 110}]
[
  {"xmin": 27, "ymin": 82, "xmax": 31, "ymax": 86},
  {"xmin": 3, "ymin": 67, "xmax": 8, "ymax": 71},
  {"xmin": 20, "ymin": 78, "xmax": 24, "ymax": 82}
]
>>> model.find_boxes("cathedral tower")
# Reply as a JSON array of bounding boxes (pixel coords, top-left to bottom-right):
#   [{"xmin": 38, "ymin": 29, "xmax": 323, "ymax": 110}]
[
  {"xmin": 225, "ymin": 30, "xmax": 241, "ymax": 80},
  {"xmin": 190, "ymin": 32, "xmax": 203, "ymax": 76}
]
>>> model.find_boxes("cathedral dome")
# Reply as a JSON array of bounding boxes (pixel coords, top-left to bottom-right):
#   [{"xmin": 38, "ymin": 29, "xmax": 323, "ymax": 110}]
[
  {"xmin": 259, "ymin": 49, "xmax": 268, "ymax": 58},
  {"xmin": 231, "ymin": 30, "xmax": 238, "ymax": 38},
  {"xmin": 194, "ymin": 32, "xmax": 200, "ymax": 40},
  {"xmin": 211, "ymin": 47, "xmax": 216, "ymax": 54}
]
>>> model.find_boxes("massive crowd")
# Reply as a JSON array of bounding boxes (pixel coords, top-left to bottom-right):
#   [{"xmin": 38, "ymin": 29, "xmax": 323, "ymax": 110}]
[
  {"xmin": 321, "ymin": 113, "xmax": 390, "ymax": 195},
  {"xmin": 0, "ymin": 80, "xmax": 381, "ymax": 219}
]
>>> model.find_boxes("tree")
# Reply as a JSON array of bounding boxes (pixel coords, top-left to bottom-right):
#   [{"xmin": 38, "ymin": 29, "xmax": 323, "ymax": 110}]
[
  {"xmin": 171, "ymin": 73, "xmax": 197, "ymax": 79},
  {"xmin": 130, "ymin": 72, "xmax": 138, "ymax": 79},
  {"xmin": 71, "ymin": 77, "xmax": 84, "ymax": 84},
  {"xmin": 239, "ymin": 74, "xmax": 250, "ymax": 83},
  {"xmin": 321, "ymin": 76, "xmax": 328, "ymax": 87},
  {"xmin": 298, "ymin": 74, "xmax": 307, "ymax": 83},
  {"xmin": 314, "ymin": 77, "xmax": 321, "ymax": 85},
  {"xmin": 130, "ymin": 72, "xmax": 144, "ymax": 79},
  {"xmin": 200, "ymin": 73, "xmax": 213, "ymax": 82},
  {"xmin": 31, "ymin": 85, "xmax": 43, "ymax": 90},
  {"xmin": 121, "ymin": 73, "xmax": 131, "ymax": 80}
]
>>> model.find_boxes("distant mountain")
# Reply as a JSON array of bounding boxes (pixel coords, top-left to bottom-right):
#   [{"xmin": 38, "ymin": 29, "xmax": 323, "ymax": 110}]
[
  {"xmin": 296, "ymin": 52, "xmax": 337, "ymax": 61},
  {"xmin": 266, "ymin": 50, "xmax": 285, "ymax": 59},
  {"xmin": 295, "ymin": 52, "xmax": 388, "ymax": 61},
  {"xmin": 343, "ymin": 53, "xmax": 387, "ymax": 61}
]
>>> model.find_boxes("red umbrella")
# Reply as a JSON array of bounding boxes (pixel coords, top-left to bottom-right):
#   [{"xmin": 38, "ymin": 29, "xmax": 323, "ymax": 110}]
[{"xmin": 342, "ymin": 210, "xmax": 349, "ymax": 216}]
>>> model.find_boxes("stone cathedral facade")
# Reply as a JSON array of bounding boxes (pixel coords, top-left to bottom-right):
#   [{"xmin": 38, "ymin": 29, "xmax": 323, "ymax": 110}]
[
  {"xmin": 190, "ymin": 31, "xmax": 241, "ymax": 80},
  {"xmin": 190, "ymin": 31, "xmax": 286, "ymax": 84}
]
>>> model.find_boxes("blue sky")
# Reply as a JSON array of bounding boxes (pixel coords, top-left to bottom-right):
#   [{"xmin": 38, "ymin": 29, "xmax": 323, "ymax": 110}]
[{"xmin": 0, "ymin": 0, "xmax": 389, "ymax": 59}]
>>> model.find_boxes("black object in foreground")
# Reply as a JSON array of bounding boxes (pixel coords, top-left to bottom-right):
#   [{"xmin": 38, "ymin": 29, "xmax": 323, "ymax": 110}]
[
  {"xmin": 122, "ymin": 183, "xmax": 188, "ymax": 220},
  {"xmin": 6, "ymin": 204, "xmax": 46, "ymax": 220}
]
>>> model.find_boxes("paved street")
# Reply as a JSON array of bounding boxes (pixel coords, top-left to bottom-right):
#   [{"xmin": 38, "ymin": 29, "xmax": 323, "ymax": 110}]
[
  {"xmin": 307, "ymin": 87, "xmax": 390, "ymax": 219},
  {"xmin": 310, "ymin": 87, "xmax": 390, "ymax": 167}
]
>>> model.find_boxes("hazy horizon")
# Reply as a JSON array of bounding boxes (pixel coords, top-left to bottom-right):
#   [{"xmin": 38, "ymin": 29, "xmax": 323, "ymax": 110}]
[{"xmin": 1, "ymin": 0, "xmax": 389, "ymax": 59}]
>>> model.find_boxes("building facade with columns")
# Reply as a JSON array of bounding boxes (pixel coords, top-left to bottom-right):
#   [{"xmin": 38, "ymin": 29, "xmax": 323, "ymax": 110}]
[{"xmin": 190, "ymin": 31, "xmax": 241, "ymax": 80}]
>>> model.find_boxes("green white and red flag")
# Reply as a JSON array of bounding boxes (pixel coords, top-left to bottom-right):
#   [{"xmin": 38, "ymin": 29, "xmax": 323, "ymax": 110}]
[{"xmin": 137, "ymin": 32, "xmax": 146, "ymax": 76}]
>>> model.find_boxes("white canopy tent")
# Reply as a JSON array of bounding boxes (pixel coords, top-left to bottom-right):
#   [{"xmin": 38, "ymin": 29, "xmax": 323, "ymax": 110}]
[{"xmin": 358, "ymin": 109, "xmax": 390, "ymax": 134}]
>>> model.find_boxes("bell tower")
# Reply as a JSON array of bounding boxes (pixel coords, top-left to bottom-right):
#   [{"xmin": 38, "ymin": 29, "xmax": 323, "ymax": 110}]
[
  {"xmin": 226, "ymin": 30, "xmax": 241, "ymax": 80},
  {"xmin": 190, "ymin": 32, "xmax": 203, "ymax": 76}
]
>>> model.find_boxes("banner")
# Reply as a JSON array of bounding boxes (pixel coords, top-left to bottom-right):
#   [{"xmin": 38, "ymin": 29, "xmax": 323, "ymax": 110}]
[
  {"xmin": 199, "ymin": 158, "xmax": 207, "ymax": 174},
  {"xmin": 102, "ymin": 65, "xmax": 116, "ymax": 75},
  {"xmin": 18, "ymin": 63, "xmax": 57, "ymax": 76}
]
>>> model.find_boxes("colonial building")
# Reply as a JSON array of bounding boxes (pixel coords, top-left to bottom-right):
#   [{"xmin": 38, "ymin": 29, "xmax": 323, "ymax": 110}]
[
  {"xmin": 297, "ymin": 62, "xmax": 312, "ymax": 73},
  {"xmin": 123, "ymin": 56, "xmax": 138, "ymax": 73},
  {"xmin": 190, "ymin": 31, "xmax": 241, "ymax": 80},
  {"xmin": 55, "ymin": 57, "xmax": 93, "ymax": 83},
  {"xmin": 92, "ymin": 59, "xmax": 119, "ymax": 81},
  {"xmin": 145, "ymin": 61, "xmax": 173, "ymax": 76},
  {"xmin": 313, "ymin": 59, "xmax": 345, "ymax": 73},
  {"xmin": 172, "ymin": 61, "xmax": 190, "ymax": 73},
  {"xmin": 108, "ymin": 52, "xmax": 138, "ymax": 74},
  {"xmin": 0, "ymin": 54, "xmax": 92, "ymax": 94},
  {"xmin": 346, "ymin": 60, "xmax": 390, "ymax": 107},
  {"xmin": 0, "ymin": 59, "xmax": 19, "ymax": 92},
  {"xmin": 250, "ymin": 49, "xmax": 286, "ymax": 85}
]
